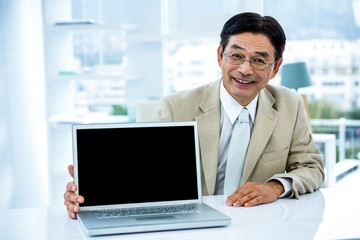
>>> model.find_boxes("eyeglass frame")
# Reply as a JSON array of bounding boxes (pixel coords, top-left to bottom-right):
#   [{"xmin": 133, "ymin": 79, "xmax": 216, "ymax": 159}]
[{"xmin": 222, "ymin": 51, "xmax": 278, "ymax": 71}]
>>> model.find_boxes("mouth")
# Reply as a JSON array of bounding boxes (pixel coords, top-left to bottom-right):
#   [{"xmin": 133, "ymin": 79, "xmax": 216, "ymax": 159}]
[{"xmin": 233, "ymin": 77, "xmax": 255, "ymax": 85}]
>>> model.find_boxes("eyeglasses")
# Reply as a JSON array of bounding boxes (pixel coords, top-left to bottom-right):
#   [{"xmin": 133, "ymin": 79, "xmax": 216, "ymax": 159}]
[{"xmin": 222, "ymin": 51, "xmax": 277, "ymax": 71}]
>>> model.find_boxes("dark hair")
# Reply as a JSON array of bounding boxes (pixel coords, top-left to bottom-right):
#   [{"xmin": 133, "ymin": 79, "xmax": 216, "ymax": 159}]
[{"xmin": 220, "ymin": 12, "xmax": 286, "ymax": 61}]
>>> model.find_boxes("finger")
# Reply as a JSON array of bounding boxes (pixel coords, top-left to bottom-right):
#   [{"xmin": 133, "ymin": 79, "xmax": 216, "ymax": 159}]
[
  {"xmin": 243, "ymin": 195, "xmax": 264, "ymax": 207},
  {"xmin": 225, "ymin": 192, "xmax": 239, "ymax": 206},
  {"xmin": 64, "ymin": 194, "xmax": 83, "ymax": 219},
  {"xmin": 67, "ymin": 202, "xmax": 81, "ymax": 212},
  {"xmin": 227, "ymin": 188, "xmax": 258, "ymax": 207},
  {"xmin": 67, "ymin": 203, "xmax": 80, "ymax": 219},
  {"xmin": 228, "ymin": 193, "xmax": 249, "ymax": 207},
  {"xmin": 226, "ymin": 186, "xmax": 252, "ymax": 206},
  {"xmin": 68, "ymin": 209, "xmax": 77, "ymax": 219},
  {"xmin": 66, "ymin": 181, "xmax": 77, "ymax": 192},
  {"xmin": 68, "ymin": 164, "xmax": 74, "ymax": 178},
  {"xmin": 226, "ymin": 192, "xmax": 245, "ymax": 206},
  {"xmin": 64, "ymin": 190, "xmax": 84, "ymax": 204}
]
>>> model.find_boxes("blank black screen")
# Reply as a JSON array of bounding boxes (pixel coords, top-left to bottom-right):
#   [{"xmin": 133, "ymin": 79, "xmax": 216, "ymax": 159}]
[{"xmin": 75, "ymin": 124, "xmax": 199, "ymax": 207}]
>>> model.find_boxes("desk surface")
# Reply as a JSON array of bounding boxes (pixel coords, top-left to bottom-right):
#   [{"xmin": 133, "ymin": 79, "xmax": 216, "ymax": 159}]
[{"xmin": 1, "ymin": 170, "xmax": 360, "ymax": 240}]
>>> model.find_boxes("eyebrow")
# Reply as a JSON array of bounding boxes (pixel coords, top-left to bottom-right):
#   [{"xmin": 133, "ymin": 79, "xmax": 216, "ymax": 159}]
[{"xmin": 229, "ymin": 44, "xmax": 270, "ymax": 58}]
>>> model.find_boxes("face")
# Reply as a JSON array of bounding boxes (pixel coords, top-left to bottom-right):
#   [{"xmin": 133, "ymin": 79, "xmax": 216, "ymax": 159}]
[{"xmin": 217, "ymin": 32, "xmax": 283, "ymax": 106}]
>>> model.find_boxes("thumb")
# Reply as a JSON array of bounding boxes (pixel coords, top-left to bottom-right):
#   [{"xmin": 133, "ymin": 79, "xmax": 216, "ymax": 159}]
[{"xmin": 68, "ymin": 164, "xmax": 74, "ymax": 178}]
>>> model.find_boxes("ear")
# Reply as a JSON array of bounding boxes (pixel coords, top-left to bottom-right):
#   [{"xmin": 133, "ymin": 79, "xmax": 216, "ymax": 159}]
[
  {"xmin": 217, "ymin": 45, "xmax": 223, "ymax": 67},
  {"xmin": 270, "ymin": 57, "xmax": 283, "ymax": 79}
]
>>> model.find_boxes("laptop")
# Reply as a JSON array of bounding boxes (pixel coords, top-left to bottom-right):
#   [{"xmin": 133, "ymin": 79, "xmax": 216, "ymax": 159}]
[{"xmin": 72, "ymin": 121, "xmax": 231, "ymax": 236}]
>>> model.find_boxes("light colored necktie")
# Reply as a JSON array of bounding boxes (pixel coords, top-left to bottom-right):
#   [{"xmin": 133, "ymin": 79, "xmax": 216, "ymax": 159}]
[{"xmin": 224, "ymin": 108, "xmax": 251, "ymax": 194}]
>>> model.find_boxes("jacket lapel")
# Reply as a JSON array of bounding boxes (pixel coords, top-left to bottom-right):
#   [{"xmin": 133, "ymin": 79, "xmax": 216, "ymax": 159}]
[
  {"xmin": 195, "ymin": 80, "xmax": 221, "ymax": 195},
  {"xmin": 241, "ymin": 88, "xmax": 280, "ymax": 184}
]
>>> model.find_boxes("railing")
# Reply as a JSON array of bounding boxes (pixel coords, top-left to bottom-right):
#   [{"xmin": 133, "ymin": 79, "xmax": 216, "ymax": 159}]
[{"xmin": 311, "ymin": 118, "xmax": 360, "ymax": 162}]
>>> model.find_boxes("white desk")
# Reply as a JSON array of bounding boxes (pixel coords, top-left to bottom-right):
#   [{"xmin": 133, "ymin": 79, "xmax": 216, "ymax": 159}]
[{"xmin": 1, "ymin": 167, "xmax": 360, "ymax": 240}]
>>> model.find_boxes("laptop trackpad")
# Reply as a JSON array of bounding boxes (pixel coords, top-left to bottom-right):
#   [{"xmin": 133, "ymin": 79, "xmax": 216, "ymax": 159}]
[{"xmin": 135, "ymin": 216, "xmax": 176, "ymax": 222}]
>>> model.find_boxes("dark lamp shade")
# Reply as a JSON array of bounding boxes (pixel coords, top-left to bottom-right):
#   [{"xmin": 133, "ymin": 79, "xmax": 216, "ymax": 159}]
[{"xmin": 280, "ymin": 62, "xmax": 312, "ymax": 90}]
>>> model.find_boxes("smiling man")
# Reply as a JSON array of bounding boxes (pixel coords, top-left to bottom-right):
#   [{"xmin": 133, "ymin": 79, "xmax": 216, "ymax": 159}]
[{"xmin": 64, "ymin": 12, "xmax": 325, "ymax": 219}]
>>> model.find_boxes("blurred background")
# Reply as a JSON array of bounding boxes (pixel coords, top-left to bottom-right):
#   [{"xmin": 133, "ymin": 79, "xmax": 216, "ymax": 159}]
[{"xmin": 0, "ymin": 0, "xmax": 359, "ymax": 209}]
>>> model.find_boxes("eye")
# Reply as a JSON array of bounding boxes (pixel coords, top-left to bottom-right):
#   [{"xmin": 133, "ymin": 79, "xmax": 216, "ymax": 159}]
[
  {"xmin": 230, "ymin": 53, "xmax": 243, "ymax": 60},
  {"xmin": 251, "ymin": 58, "xmax": 266, "ymax": 65}
]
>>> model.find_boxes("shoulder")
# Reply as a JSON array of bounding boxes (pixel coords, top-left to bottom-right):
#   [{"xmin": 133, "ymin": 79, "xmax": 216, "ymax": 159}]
[
  {"xmin": 154, "ymin": 79, "xmax": 221, "ymax": 121},
  {"xmin": 263, "ymin": 84, "xmax": 302, "ymax": 105}
]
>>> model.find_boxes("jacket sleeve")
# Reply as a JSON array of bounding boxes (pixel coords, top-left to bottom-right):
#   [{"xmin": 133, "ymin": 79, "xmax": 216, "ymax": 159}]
[{"xmin": 271, "ymin": 93, "xmax": 325, "ymax": 198}]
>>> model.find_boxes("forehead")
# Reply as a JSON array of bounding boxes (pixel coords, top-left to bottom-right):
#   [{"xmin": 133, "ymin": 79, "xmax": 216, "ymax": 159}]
[{"xmin": 226, "ymin": 32, "xmax": 275, "ymax": 58}]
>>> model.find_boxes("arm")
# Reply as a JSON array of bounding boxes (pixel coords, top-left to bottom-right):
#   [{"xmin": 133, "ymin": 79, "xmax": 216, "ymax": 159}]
[{"xmin": 271, "ymin": 93, "xmax": 325, "ymax": 198}]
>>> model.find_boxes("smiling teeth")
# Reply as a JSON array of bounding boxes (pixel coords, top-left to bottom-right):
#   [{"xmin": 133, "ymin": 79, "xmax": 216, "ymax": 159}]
[{"xmin": 235, "ymin": 78, "xmax": 249, "ymax": 84}]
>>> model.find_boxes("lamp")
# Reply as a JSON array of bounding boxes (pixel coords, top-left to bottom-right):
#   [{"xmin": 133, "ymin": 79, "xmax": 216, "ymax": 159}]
[
  {"xmin": 280, "ymin": 61, "xmax": 312, "ymax": 91},
  {"xmin": 280, "ymin": 61, "xmax": 312, "ymax": 131}
]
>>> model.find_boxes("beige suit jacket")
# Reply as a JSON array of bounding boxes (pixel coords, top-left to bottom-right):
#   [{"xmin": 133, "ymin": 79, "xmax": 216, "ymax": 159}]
[{"xmin": 153, "ymin": 79, "xmax": 325, "ymax": 198}]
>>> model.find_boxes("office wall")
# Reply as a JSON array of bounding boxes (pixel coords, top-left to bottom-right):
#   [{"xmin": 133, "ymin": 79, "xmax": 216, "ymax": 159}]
[{"xmin": 0, "ymin": 0, "xmax": 48, "ymax": 208}]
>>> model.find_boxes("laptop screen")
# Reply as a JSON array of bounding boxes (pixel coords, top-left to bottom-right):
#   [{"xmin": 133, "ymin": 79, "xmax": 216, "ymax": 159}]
[{"xmin": 73, "ymin": 121, "xmax": 200, "ymax": 207}]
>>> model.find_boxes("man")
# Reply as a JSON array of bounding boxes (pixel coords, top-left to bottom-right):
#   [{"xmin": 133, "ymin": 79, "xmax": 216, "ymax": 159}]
[{"xmin": 64, "ymin": 12, "xmax": 324, "ymax": 219}]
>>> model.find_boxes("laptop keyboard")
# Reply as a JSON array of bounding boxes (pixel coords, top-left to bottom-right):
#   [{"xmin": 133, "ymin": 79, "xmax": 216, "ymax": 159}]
[{"xmin": 94, "ymin": 204, "xmax": 202, "ymax": 219}]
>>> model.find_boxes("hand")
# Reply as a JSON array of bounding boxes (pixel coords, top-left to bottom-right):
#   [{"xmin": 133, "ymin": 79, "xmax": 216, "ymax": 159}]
[
  {"xmin": 63, "ymin": 164, "xmax": 84, "ymax": 219},
  {"xmin": 226, "ymin": 180, "xmax": 284, "ymax": 207}
]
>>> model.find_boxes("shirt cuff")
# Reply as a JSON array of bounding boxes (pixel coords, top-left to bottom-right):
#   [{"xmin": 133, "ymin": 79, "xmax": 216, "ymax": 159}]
[{"xmin": 267, "ymin": 177, "xmax": 292, "ymax": 198}]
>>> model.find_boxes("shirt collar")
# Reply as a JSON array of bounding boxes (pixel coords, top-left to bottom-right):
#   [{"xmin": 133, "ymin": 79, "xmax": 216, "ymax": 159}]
[{"xmin": 220, "ymin": 80, "xmax": 258, "ymax": 125}]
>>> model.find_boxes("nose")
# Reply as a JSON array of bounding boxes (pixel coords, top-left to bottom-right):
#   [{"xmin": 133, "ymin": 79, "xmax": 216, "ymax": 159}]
[{"xmin": 236, "ymin": 60, "xmax": 254, "ymax": 75}]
